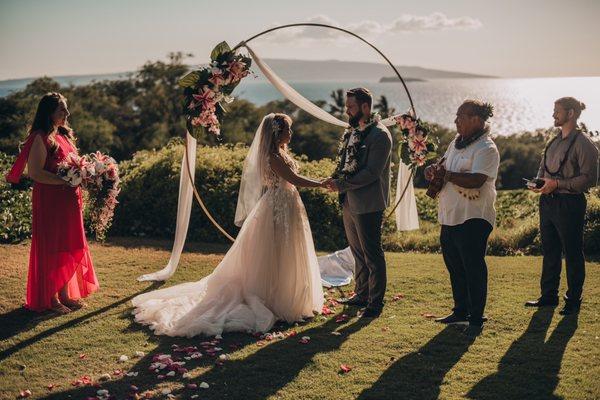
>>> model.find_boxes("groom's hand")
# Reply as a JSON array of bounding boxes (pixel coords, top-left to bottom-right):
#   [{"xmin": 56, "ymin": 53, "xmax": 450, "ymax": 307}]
[{"xmin": 322, "ymin": 177, "xmax": 339, "ymax": 192}]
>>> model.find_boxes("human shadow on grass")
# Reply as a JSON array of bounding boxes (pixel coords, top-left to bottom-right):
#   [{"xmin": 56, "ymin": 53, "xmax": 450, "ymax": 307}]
[
  {"xmin": 0, "ymin": 283, "xmax": 163, "ymax": 362},
  {"xmin": 357, "ymin": 325, "xmax": 475, "ymax": 400},
  {"xmin": 467, "ymin": 309, "xmax": 578, "ymax": 400},
  {"xmin": 44, "ymin": 311, "xmax": 371, "ymax": 400}
]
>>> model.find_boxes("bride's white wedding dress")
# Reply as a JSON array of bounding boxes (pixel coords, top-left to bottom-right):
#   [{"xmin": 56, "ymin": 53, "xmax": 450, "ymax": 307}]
[{"xmin": 131, "ymin": 153, "xmax": 324, "ymax": 337}]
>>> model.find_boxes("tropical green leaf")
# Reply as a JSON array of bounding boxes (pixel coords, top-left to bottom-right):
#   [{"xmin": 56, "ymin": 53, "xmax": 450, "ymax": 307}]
[
  {"xmin": 178, "ymin": 71, "xmax": 200, "ymax": 88},
  {"xmin": 210, "ymin": 41, "xmax": 231, "ymax": 61}
]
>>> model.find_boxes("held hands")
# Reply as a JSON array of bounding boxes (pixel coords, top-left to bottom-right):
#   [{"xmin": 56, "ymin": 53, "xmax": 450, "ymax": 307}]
[
  {"xmin": 320, "ymin": 177, "xmax": 339, "ymax": 192},
  {"xmin": 532, "ymin": 177, "xmax": 559, "ymax": 194}
]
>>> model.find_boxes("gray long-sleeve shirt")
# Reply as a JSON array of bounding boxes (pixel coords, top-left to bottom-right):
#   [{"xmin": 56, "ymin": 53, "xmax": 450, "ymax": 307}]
[{"xmin": 537, "ymin": 129, "xmax": 599, "ymax": 194}]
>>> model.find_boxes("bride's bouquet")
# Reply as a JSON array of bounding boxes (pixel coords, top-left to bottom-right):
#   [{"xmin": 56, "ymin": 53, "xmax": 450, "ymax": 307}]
[{"xmin": 57, "ymin": 151, "xmax": 121, "ymax": 241}]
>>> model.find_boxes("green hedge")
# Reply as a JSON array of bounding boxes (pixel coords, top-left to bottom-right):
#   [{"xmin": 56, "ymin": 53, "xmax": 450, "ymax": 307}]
[
  {"xmin": 110, "ymin": 140, "xmax": 347, "ymax": 250},
  {"xmin": 0, "ymin": 152, "xmax": 32, "ymax": 243},
  {"xmin": 2, "ymin": 144, "xmax": 599, "ymax": 256}
]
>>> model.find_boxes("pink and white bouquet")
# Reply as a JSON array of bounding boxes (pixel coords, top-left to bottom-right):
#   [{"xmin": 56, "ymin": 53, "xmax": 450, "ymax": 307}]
[
  {"xmin": 57, "ymin": 151, "xmax": 120, "ymax": 241},
  {"xmin": 394, "ymin": 113, "xmax": 438, "ymax": 168},
  {"xmin": 179, "ymin": 41, "xmax": 252, "ymax": 139}
]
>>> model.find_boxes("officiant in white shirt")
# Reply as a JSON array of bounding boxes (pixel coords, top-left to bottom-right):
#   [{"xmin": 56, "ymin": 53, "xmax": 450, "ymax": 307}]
[{"xmin": 425, "ymin": 100, "xmax": 500, "ymax": 336}]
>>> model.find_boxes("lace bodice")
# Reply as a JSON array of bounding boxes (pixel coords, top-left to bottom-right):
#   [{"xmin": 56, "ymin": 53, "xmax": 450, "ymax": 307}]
[{"xmin": 265, "ymin": 151, "xmax": 299, "ymax": 189}]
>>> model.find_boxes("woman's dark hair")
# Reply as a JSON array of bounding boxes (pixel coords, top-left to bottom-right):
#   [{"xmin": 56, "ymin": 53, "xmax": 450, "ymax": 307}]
[
  {"xmin": 29, "ymin": 92, "xmax": 75, "ymax": 154},
  {"xmin": 555, "ymin": 96, "xmax": 586, "ymax": 119},
  {"xmin": 461, "ymin": 99, "xmax": 494, "ymax": 121}
]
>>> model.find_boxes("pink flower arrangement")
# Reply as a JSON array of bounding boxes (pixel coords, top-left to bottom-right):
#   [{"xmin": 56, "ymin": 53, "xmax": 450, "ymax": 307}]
[
  {"xmin": 393, "ymin": 113, "xmax": 437, "ymax": 168},
  {"xmin": 57, "ymin": 151, "xmax": 120, "ymax": 241},
  {"xmin": 179, "ymin": 41, "xmax": 252, "ymax": 139}
]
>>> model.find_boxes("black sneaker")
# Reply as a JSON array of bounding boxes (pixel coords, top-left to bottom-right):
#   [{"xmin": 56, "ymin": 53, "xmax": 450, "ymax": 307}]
[
  {"xmin": 435, "ymin": 313, "xmax": 469, "ymax": 326},
  {"xmin": 525, "ymin": 297, "xmax": 559, "ymax": 307},
  {"xmin": 338, "ymin": 295, "xmax": 369, "ymax": 307}
]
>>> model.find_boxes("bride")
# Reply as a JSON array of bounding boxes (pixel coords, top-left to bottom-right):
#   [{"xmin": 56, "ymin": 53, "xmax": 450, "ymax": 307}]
[{"xmin": 132, "ymin": 113, "xmax": 325, "ymax": 337}]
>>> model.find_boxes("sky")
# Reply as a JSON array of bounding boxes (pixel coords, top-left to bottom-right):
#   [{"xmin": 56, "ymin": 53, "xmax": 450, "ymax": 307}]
[{"xmin": 1, "ymin": 0, "xmax": 599, "ymax": 80}]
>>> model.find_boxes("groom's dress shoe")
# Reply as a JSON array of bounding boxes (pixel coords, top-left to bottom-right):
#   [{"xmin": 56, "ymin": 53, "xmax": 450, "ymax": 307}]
[
  {"xmin": 463, "ymin": 323, "xmax": 483, "ymax": 337},
  {"xmin": 435, "ymin": 313, "xmax": 469, "ymax": 326},
  {"xmin": 357, "ymin": 307, "xmax": 381, "ymax": 319},
  {"xmin": 525, "ymin": 297, "xmax": 559, "ymax": 307},
  {"xmin": 338, "ymin": 295, "xmax": 368, "ymax": 307},
  {"xmin": 559, "ymin": 301, "xmax": 581, "ymax": 316}
]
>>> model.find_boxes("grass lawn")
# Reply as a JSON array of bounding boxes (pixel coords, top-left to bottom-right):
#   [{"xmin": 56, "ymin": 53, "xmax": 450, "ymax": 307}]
[{"xmin": 1, "ymin": 238, "xmax": 599, "ymax": 400}]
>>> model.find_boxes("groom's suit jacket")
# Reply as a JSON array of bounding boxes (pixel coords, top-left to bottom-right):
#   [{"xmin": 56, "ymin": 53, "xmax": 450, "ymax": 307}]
[{"xmin": 335, "ymin": 122, "xmax": 392, "ymax": 214}]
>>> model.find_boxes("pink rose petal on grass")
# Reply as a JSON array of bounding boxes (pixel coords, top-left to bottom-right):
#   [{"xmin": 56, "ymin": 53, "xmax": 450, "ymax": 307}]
[
  {"xmin": 392, "ymin": 293, "xmax": 405, "ymax": 301},
  {"xmin": 335, "ymin": 314, "xmax": 349, "ymax": 323},
  {"xmin": 79, "ymin": 353, "xmax": 87, "ymax": 359},
  {"xmin": 340, "ymin": 364, "xmax": 352, "ymax": 374},
  {"xmin": 422, "ymin": 313, "xmax": 436, "ymax": 319},
  {"xmin": 299, "ymin": 336, "xmax": 311, "ymax": 344},
  {"xmin": 19, "ymin": 389, "xmax": 32, "ymax": 398}
]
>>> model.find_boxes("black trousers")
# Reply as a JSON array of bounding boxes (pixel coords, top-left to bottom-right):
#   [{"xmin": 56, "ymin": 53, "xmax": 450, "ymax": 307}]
[
  {"xmin": 440, "ymin": 218, "xmax": 492, "ymax": 324},
  {"xmin": 539, "ymin": 193, "xmax": 587, "ymax": 302},
  {"xmin": 343, "ymin": 207, "xmax": 386, "ymax": 311}
]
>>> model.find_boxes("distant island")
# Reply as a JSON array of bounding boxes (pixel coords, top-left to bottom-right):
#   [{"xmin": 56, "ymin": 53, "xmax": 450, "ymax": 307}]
[
  {"xmin": 379, "ymin": 76, "xmax": 426, "ymax": 83},
  {"xmin": 0, "ymin": 58, "xmax": 496, "ymax": 97}
]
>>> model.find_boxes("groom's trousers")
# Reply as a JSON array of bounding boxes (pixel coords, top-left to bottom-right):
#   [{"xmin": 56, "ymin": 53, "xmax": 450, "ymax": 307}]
[
  {"xmin": 440, "ymin": 218, "xmax": 492, "ymax": 325},
  {"xmin": 343, "ymin": 206, "xmax": 386, "ymax": 311}
]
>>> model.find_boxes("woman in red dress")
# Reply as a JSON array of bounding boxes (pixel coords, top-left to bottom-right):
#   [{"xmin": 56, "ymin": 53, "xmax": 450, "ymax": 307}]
[{"xmin": 6, "ymin": 92, "xmax": 99, "ymax": 314}]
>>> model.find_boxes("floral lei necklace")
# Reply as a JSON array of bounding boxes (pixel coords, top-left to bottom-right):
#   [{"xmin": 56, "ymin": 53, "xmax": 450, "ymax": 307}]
[{"xmin": 334, "ymin": 112, "xmax": 380, "ymax": 178}]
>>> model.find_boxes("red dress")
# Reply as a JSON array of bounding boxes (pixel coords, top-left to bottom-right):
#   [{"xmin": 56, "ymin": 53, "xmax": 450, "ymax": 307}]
[{"xmin": 9, "ymin": 132, "xmax": 99, "ymax": 311}]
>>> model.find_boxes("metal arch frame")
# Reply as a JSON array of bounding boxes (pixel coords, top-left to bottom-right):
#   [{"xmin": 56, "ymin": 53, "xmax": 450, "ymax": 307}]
[{"xmin": 186, "ymin": 23, "xmax": 418, "ymax": 243}]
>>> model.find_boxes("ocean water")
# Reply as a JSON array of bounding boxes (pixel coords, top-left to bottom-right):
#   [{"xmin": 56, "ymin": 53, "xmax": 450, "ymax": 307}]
[
  {"xmin": 232, "ymin": 77, "xmax": 600, "ymax": 135},
  {"xmin": 1, "ymin": 76, "xmax": 598, "ymax": 135}
]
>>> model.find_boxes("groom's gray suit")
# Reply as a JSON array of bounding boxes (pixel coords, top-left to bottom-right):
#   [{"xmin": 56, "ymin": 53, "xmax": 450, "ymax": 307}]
[{"xmin": 335, "ymin": 121, "xmax": 392, "ymax": 312}]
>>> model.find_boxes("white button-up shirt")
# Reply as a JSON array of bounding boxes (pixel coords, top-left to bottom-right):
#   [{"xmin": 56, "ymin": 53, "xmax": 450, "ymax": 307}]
[{"xmin": 438, "ymin": 133, "xmax": 500, "ymax": 227}]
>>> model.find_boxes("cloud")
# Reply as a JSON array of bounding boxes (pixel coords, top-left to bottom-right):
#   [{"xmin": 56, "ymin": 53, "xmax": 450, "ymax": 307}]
[
  {"xmin": 261, "ymin": 13, "xmax": 482, "ymax": 44},
  {"xmin": 389, "ymin": 12, "xmax": 483, "ymax": 32}
]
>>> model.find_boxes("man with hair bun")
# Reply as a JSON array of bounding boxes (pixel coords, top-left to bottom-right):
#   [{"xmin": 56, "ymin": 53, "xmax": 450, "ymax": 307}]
[
  {"xmin": 425, "ymin": 99, "xmax": 500, "ymax": 336},
  {"xmin": 525, "ymin": 97, "xmax": 598, "ymax": 315}
]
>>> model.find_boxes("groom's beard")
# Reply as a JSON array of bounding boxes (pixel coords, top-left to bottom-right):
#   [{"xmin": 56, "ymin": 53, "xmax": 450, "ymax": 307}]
[{"xmin": 348, "ymin": 110, "xmax": 364, "ymax": 128}]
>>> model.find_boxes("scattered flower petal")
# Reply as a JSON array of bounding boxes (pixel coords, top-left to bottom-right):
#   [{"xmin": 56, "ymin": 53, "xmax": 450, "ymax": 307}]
[
  {"xmin": 199, "ymin": 382, "xmax": 210, "ymax": 389},
  {"xmin": 119, "ymin": 355, "xmax": 129, "ymax": 362},
  {"xmin": 19, "ymin": 389, "xmax": 32, "ymax": 398},
  {"xmin": 335, "ymin": 314, "xmax": 349, "ymax": 323},
  {"xmin": 392, "ymin": 293, "xmax": 405, "ymax": 301},
  {"xmin": 422, "ymin": 313, "xmax": 436, "ymax": 319},
  {"xmin": 340, "ymin": 364, "xmax": 352, "ymax": 373},
  {"xmin": 134, "ymin": 351, "xmax": 145, "ymax": 357},
  {"xmin": 299, "ymin": 336, "xmax": 311, "ymax": 344}
]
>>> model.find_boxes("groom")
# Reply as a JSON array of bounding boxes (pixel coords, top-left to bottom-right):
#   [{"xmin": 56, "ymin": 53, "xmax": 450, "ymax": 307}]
[{"xmin": 324, "ymin": 87, "xmax": 392, "ymax": 318}]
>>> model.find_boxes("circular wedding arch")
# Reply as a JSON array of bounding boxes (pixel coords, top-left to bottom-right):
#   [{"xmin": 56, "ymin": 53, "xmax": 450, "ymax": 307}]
[{"xmin": 184, "ymin": 23, "xmax": 419, "ymax": 243}]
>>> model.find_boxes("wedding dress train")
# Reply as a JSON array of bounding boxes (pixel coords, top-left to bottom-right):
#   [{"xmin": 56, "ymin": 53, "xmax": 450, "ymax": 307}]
[{"xmin": 132, "ymin": 158, "xmax": 324, "ymax": 337}]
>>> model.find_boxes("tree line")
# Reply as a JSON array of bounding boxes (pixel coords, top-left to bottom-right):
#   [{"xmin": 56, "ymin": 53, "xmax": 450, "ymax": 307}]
[{"xmin": 1, "ymin": 52, "xmax": 596, "ymax": 189}]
